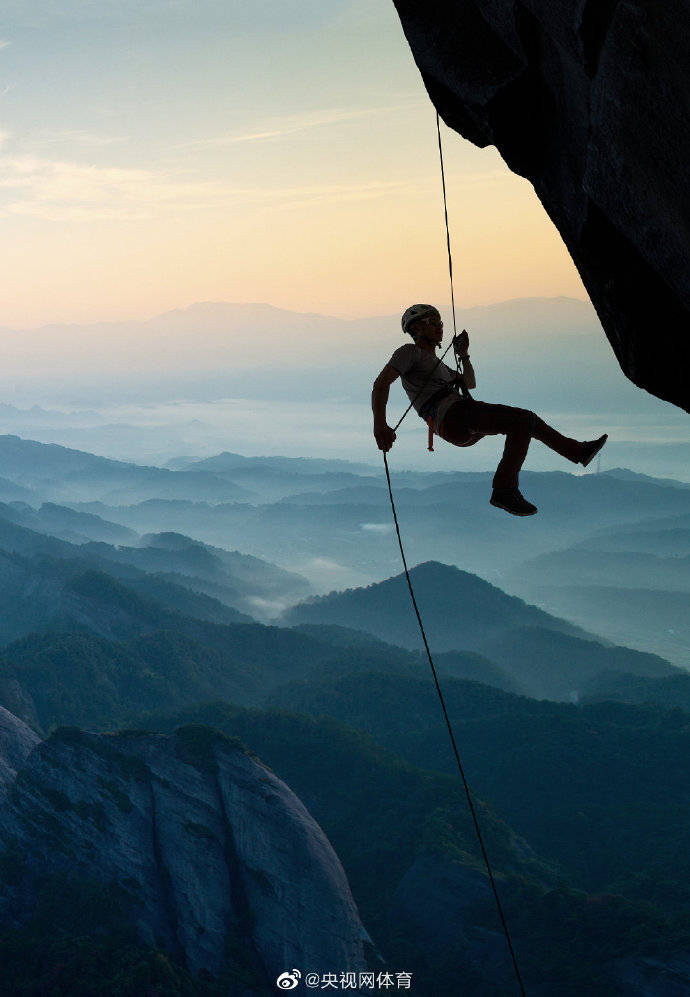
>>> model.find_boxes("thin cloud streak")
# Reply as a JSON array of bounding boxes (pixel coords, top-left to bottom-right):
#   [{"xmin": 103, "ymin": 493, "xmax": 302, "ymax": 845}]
[
  {"xmin": 0, "ymin": 153, "xmax": 445, "ymax": 222},
  {"xmin": 183, "ymin": 100, "xmax": 426, "ymax": 149},
  {"xmin": 37, "ymin": 129, "xmax": 129, "ymax": 148}
]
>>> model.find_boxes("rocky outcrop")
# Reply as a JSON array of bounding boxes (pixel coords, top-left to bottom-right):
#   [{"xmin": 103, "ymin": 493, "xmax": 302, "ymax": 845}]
[
  {"xmin": 0, "ymin": 705, "xmax": 40, "ymax": 793},
  {"xmin": 0, "ymin": 722, "xmax": 368, "ymax": 989},
  {"xmin": 392, "ymin": 0, "xmax": 690, "ymax": 412}
]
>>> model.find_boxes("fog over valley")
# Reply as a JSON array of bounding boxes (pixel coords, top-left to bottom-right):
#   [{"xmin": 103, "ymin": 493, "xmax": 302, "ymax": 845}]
[
  {"xmin": 2, "ymin": 0, "xmax": 689, "ymax": 987},
  {"xmin": 1, "ymin": 298, "xmax": 687, "ymax": 480},
  {"xmin": 0, "ymin": 306, "xmax": 688, "ymax": 995}
]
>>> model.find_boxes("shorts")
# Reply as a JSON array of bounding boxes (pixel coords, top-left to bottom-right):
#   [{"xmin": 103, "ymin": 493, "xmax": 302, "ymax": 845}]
[
  {"xmin": 419, "ymin": 389, "xmax": 465, "ymax": 434},
  {"xmin": 435, "ymin": 394, "xmax": 464, "ymax": 434}
]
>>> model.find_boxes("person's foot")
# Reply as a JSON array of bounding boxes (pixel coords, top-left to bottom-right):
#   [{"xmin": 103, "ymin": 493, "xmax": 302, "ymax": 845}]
[
  {"xmin": 579, "ymin": 433, "xmax": 608, "ymax": 467},
  {"xmin": 490, "ymin": 487, "xmax": 538, "ymax": 517}
]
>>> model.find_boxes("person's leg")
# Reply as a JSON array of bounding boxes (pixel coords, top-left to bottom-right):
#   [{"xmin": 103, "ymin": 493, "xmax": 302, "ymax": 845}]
[
  {"xmin": 531, "ymin": 414, "xmax": 582, "ymax": 463},
  {"xmin": 473, "ymin": 403, "xmax": 533, "ymax": 490},
  {"xmin": 441, "ymin": 400, "xmax": 582, "ymax": 489}
]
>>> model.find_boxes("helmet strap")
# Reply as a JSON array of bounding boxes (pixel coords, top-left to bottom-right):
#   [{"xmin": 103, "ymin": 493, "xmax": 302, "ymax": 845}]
[{"xmin": 418, "ymin": 334, "xmax": 438, "ymax": 348}]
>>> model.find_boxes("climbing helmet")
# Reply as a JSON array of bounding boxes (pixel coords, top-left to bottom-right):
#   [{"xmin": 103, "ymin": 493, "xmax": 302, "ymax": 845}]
[{"xmin": 401, "ymin": 303, "xmax": 441, "ymax": 337}]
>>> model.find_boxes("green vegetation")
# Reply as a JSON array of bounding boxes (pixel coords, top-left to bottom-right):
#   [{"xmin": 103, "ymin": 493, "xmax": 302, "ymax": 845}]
[
  {"xmin": 0, "ymin": 613, "xmax": 436, "ymax": 736},
  {"xmin": 284, "ymin": 561, "xmax": 677, "ymax": 699},
  {"xmin": 138, "ymin": 696, "xmax": 690, "ymax": 992},
  {"xmin": 261, "ymin": 671, "xmax": 690, "ymax": 906},
  {"xmin": 584, "ymin": 669, "xmax": 690, "ymax": 713},
  {"xmin": 0, "ymin": 458, "xmax": 688, "ymax": 993},
  {"xmin": 0, "ymin": 866, "xmax": 271, "ymax": 996}
]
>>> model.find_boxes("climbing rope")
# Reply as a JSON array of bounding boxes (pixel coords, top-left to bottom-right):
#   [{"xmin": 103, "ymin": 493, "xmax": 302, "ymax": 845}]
[
  {"xmin": 436, "ymin": 109, "xmax": 459, "ymax": 364},
  {"xmin": 382, "ymin": 111, "xmax": 527, "ymax": 996},
  {"xmin": 390, "ymin": 113, "xmax": 469, "ymax": 434}
]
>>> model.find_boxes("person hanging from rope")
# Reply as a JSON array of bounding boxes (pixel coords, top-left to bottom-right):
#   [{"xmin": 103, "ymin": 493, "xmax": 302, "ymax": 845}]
[{"xmin": 371, "ymin": 303, "xmax": 608, "ymax": 516}]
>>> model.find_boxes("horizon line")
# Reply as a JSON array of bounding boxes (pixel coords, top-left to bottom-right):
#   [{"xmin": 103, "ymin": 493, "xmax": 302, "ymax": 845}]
[{"xmin": 1, "ymin": 293, "xmax": 592, "ymax": 334}]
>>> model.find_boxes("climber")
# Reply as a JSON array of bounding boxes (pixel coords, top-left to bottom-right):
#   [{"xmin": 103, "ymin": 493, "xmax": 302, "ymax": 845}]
[{"xmin": 371, "ymin": 303, "xmax": 608, "ymax": 516}]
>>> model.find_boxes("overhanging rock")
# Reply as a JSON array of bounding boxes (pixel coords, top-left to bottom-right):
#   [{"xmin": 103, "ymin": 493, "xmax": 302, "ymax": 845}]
[{"xmin": 392, "ymin": 0, "xmax": 689, "ymax": 412}]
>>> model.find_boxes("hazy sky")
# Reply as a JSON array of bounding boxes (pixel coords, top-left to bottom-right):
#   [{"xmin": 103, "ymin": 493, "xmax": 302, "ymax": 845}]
[{"xmin": 0, "ymin": 0, "xmax": 587, "ymax": 327}]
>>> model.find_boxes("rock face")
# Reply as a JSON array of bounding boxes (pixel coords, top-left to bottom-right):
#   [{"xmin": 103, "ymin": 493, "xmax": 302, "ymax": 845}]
[
  {"xmin": 0, "ymin": 705, "xmax": 40, "ymax": 792},
  {"xmin": 0, "ymin": 722, "xmax": 368, "ymax": 989},
  {"xmin": 392, "ymin": 0, "xmax": 690, "ymax": 412}
]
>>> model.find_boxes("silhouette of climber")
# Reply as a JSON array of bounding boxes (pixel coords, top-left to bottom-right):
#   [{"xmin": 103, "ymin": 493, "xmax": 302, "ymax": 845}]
[{"xmin": 371, "ymin": 304, "xmax": 608, "ymax": 516}]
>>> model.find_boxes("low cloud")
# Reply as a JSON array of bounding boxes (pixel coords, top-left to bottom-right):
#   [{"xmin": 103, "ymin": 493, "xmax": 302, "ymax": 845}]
[
  {"xmin": 246, "ymin": 596, "xmax": 289, "ymax": 620},
  {"xmin": 292, "ymin": 556, "xmax": 365, "ymax": 591}
]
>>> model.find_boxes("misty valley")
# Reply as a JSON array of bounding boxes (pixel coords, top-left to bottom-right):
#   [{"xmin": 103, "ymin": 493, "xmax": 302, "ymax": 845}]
[
  {"xmin": 0, "ymin": 433, "xmax": 689, "ymax": 995},
  {"xmin": 2, "ymin": 0, "xmax": 688, "ymax": 983}
]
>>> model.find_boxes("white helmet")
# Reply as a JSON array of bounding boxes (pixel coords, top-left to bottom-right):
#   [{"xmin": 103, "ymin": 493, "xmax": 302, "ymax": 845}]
[{"xmin": 401, "ymin": 303, "xmax": 441, "ymax": 336}]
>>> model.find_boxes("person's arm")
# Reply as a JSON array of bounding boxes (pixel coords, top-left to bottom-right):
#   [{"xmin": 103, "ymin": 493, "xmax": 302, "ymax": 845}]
[{"xmin": 372, "ymin": 363, "xmax": 401, "ymax": 451}]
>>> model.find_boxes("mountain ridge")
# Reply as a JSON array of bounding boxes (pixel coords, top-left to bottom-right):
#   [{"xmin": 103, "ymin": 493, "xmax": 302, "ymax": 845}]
[{"xmin": 284, "ymin": 561, "xmax": 677, "ymax": 699}]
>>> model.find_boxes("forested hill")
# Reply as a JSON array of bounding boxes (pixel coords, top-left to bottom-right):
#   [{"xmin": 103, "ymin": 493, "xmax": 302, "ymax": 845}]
[{"xmin": 284, "ymin": 561, "xmax": 677, "ymax": 699}]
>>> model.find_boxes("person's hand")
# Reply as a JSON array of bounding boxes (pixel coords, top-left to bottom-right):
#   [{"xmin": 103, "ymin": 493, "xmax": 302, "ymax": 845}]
[
  {"xmin": 453, "ymin": 329, "xmax": 470, "ymax": 357},
  {"xmin": 374, "ymin": 423, "xmax": 396, "ymax": 452}
]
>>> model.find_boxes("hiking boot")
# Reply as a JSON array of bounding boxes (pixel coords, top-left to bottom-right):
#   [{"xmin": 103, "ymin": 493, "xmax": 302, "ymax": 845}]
[
  {"xmin": 490, "ymin": 487, "xmax": 538, "ymax": 517},
  {"xmin": 579, "ymin": 433, "xmax": 608, "ymax": 467}
]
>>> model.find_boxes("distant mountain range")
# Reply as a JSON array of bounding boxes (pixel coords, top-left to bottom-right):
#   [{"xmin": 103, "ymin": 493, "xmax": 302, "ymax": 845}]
[
  {"xmin": 0, "ymin": 435, "xmax": 253, "ymax": 505},
  {"xmin": 1, "ymin": 433, "xmax": 688, "ymax": 671},
  {"xmin": 1, "ymin": 297, "xmax": 603, "ymax": 379},
  {"xmin": 65, "ymin": 468, "xmax": 690, "ymax": 596},
  {"xmin": 0, "ymin": 493, "xmax": 677, "ymax": 726},
  {"xmin": 0, "ymin": 504, "xmax": 310, "ymax": 623},
  {"xmin": 2, "ymin": 297, "xmax": 682, "ymax": 423},
  {"xmin": 170, "ymin": 451, "xmax": 376, "ymax": 477},
  {"xmin": 516, "ymin": 583, "xmax": 690, "ymax": 668},
  {"xmin": 505, "ymin": 516, "xmax": 690, "ymax": 664}
]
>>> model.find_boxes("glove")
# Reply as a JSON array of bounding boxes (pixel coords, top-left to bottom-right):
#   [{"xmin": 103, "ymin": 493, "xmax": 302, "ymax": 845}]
[{"xmin": 453, "ymin": 329, "xmax": 470, "ymax": 357}]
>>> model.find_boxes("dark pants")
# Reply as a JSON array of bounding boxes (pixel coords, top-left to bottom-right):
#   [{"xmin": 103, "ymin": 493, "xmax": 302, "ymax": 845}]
[{"xmin": 439, "ymin": 399, "xmax": 582, "ymax": 490}]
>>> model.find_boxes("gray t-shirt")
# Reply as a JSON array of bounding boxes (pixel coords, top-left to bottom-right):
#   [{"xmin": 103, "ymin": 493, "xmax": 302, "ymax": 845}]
[{"xmin": 389, "ymin": 343, "xmax": 457, "ymax": 414}]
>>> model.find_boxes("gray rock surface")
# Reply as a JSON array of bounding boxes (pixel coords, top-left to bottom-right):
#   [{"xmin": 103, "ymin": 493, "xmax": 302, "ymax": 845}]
[
  {"xmin": 0, "ymin": 723, "xmax": 368, "ymax": 988},
  {"xmin": 392, "ymin": 0, "xmax": 690, "ymax": 411},
  {"xmin": 0, "ymin": 704, "xmax": 40, "ymax": 793}
]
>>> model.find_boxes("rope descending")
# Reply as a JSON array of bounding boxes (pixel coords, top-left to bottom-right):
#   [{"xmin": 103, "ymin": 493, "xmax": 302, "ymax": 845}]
[
  {"xmin": 381, "ymin": 111, "xmax": 527, "ymax": 996},
  {"xmin": 382, "ymin": 456, "xmax": 526, "ymax": 996}
]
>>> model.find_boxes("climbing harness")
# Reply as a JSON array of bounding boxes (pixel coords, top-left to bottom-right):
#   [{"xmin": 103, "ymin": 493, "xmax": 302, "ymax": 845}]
[
  {"xmin": 382, "ymin": 111, "xmax": 527, "ymax": 997},
  {"xmin": 391, "ymin": 332, "xmax": 460, "ymax": 435}
]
